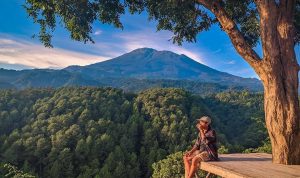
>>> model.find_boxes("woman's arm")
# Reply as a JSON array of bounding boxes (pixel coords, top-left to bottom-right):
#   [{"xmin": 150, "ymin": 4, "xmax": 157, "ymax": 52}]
[
  {"xmin": 189, "ymin": 145, "xmax": 198, "ymax": 153},
  {"xmin": 203, "ymin": 130, "xmax": 216, "ymax": 144},
  {"xmin": 185, "ymin": 135, "xmax": 200, "ymax": 156}
]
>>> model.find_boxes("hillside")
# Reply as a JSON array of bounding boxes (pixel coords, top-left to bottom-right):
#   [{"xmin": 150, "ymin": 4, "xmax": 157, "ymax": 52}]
[{"xmin": 0, "ymin": 87, "xmax": 268, "ymax": 177}]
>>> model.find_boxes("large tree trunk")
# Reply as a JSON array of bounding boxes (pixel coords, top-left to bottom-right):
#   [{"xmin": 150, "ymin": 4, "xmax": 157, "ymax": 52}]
[
  {"xmin": 261, "ymin": 61, "xmax": 300, "ymax": 164},
  {"xmin": 256, "ymin": 1, "xmax": 300, "ymax": 165}
]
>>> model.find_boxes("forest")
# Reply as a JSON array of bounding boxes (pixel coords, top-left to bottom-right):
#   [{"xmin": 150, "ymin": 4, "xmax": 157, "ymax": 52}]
[{"xmin": 0, "ymin": 87, "xmax": 271, "ymax": 177}]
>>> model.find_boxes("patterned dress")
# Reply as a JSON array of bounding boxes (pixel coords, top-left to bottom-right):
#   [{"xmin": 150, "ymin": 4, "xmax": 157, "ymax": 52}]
[{"xmin": 193, "ymin": 126, "xmax": 219, "ymax": 161}]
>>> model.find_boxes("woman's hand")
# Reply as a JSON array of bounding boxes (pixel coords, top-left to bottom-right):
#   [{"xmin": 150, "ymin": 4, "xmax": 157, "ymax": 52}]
[
  {"xmin": 184, "ymin": 152, "xmax": 194, "ymax": 161},
  {"xmin": 200, "ymin": 128, "xmax": 206, "ymax": 139},
  {"xmin": 184, "ymin": 150, "xmax": 193, "ymax": 157},
  {"xmin": 186, "ymin": 155, "xmax": 194, "ymax": 161}
]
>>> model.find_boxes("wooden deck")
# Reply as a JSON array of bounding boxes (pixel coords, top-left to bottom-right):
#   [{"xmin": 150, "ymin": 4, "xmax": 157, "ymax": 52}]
[{"xmin": 200, "ymin": 153, "xmax": 300, "ymax": 178}]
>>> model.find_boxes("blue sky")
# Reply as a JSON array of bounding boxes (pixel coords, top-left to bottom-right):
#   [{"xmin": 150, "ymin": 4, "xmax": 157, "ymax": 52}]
[{"xmin": 1, "ymin": 0, "xmax": 299, "ymax": 79}]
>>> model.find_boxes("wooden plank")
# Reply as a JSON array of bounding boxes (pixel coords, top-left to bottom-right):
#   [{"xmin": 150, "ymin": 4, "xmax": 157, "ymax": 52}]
[{"xmin": 199, "ymin": 153, "xmax": 300, "ymax": 178}]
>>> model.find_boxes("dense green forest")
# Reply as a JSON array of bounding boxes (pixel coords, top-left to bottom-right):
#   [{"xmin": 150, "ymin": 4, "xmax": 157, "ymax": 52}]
[{"xmin": 0, "ymin": 87, "xmax": 270, "ymax": 177}]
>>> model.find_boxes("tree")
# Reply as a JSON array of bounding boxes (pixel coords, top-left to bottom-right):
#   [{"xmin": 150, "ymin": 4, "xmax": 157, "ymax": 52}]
[
  {"xmin": 1, "ymin": 163, "xmax": 36, "ymax": 178},
  {"xmin": 23, "ymin": 0, "xmax": 300, "ymax": 164},
  {"xmin": 0, "ymin": 87, "xmax": 273, "ymax": 177},
  {"xmin": 152, "ymin": 151, "xmax": 209, "ymax": 178},
  {"xmin": 152, "ymin": 151, "xmax": 185, "ymax": 178}
]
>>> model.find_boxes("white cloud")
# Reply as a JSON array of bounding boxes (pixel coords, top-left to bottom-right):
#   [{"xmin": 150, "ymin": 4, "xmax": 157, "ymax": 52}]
[
  {"xmin": 0, "ymin": 27, "xmax": 208, "ymax": 70},
  {"xmin": 0, "ymin": 36, "xmax": 110, "ymax": 69},
  {"xmin": 94, "ymin": 30, "xmax": 102, "ymax": 36},
  {"xmin": 226, "ymin": 60, "xmax": 236, "ymax": 65}
]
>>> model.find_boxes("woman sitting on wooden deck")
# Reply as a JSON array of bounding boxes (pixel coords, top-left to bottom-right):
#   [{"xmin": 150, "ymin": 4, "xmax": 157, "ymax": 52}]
[{"xmin": 183, "ymin": 116, "xmax": 219, "ymax": 178}]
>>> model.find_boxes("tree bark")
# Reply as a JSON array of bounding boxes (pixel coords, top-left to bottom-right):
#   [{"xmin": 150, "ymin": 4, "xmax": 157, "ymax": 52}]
[
  {"xmin": 261, "ymin": 60, "xmax": 300, "ymax": 164},
  {"xmin": 257, "ymin": 0, "xmax": 300, "ymax": 164},
  {"xmin": 197, "ymin": 0, "xmax": 300, "ymax": 165}
]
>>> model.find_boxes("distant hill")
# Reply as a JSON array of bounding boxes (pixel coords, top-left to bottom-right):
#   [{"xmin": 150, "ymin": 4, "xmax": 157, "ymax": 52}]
[
  {"xmin": 0, "ymin": 48, "xmax": 265, "ymax": 93},
  {"xmin": 0, "ymin": 69, "xmax": 99, "ymax": 88},
  {"xmin": 0, "ymin": 81, "xmax": 15, "ymax": 89}
]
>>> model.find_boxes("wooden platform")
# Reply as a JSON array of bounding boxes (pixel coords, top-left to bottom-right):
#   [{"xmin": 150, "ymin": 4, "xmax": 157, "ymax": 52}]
[{"xmin": 200, "ymin": 153, "xmax": 300, "ymax": 178}]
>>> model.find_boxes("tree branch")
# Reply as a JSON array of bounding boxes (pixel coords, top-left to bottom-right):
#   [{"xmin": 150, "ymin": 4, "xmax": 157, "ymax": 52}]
[
  {"xmin": 254, "ymin": 0, "xmax": 280, "ymax": 63},
  {"xmin": 196, "ymin": 0, "xmax": 263, "ymax": 75},
  {"xmin": 253, "ymin": 0, "xmax": 277, "ymax": 11},
  {"xmin": 279, "ymin": 0, "xmax": 296, "ymax": 18}
]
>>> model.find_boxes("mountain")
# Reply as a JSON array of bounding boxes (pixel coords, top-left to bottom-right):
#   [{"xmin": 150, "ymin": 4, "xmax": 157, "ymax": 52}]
[
  {"xmin": 0, "ymin": 48, "xmax": 264, "ymax": 93},
  {"xmin": 65, "ymin": 48, "xmax": 262, "ymax": 89}
]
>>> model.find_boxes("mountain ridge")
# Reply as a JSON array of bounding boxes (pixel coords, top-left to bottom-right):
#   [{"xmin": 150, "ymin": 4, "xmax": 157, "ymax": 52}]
[
  {"xmin": 0, "ymin": 48, "xmax": 265, "ymax": 93},
  {"xmin": 65, "ymin": 48, "xmax": 261, "ymax": 83}
]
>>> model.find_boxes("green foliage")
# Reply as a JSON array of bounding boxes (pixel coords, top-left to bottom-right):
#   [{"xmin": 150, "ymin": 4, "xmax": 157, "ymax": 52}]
[
  {"xmin": 0, "ymin": 88, "xmax": 53, "ymax": 135},
  {"xmin": 243, "ymin": 137, "xmax": 272, "ymax": 154},
  {"xmin": 0, "ymin": 87, "xmax": 268, "ymax": 177},
  {"xmin": 134, "ymin": 88, "xmax": 202, "ymax": 176},
  {"xmin": 222, "ymin": 0, "xmax": 260, "ymax": 47},
  {"xmin": 0, "ymin": 163, "xmax": 35, "ymax": 178},
  {"xmin": 146, "ymin": 0, "xmax": 214, "ymax": 45},
  {"xmin": 23, "ymin": 0, "xmax": 300, "ymax": 47},
  {"xmin": 217, "ymin": 145, "xmax": 229, "ymax": 154},
  {"xmin": 151, "ymin": 151, "xmax": 217, "ymax": 178},
  {"xmin": 152, "ymin": 151, "xmax": 184, "ymax": 178},
  {"xmin": 203, "ymin": 90, "xmax": 267, "ymax": 152}
]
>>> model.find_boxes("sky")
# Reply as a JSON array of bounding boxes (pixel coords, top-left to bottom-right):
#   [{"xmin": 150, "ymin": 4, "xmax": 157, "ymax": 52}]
[{"xmin": 0, "ymin": 0, "xmax": 300, "ymax": 79}]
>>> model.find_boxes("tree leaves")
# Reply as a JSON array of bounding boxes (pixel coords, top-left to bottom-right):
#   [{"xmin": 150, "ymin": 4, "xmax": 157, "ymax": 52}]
[
  {"xmin": 146, "ymin": 0, "xmax": 215, "ymax": 45},
  {"xmin": 24, "ymin": 0, "xmax": 300, "ymax": 48}
]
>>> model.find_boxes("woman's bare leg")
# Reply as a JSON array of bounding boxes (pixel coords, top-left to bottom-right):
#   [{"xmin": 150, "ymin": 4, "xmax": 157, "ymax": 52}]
[
  {"xmin": 188, "ymin": 156, "xmax": 202, "ymax": 178},
  {"xmin": 183, "ymin": 155, "xmax": 191, "ymax": 178}
]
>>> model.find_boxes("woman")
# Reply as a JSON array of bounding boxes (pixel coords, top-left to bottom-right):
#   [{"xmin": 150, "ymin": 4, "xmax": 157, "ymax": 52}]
[{"xmin": 183, "ymin": 116, "xmax": 219, "ymax": 178}]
